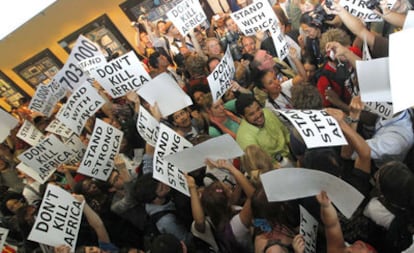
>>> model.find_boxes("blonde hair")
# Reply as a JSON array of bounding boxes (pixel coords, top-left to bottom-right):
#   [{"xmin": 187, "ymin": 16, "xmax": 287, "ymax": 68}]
[
  {"xmin": 319, "ymin": 28, "xmax": 351, "ymax": 56},
  {"xmin": 241, "ymin": 145, "xmax": 275, "ymax": 183}
]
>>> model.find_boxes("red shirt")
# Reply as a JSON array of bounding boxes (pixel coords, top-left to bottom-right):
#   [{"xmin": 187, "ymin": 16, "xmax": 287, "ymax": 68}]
[{"xmin": 317, "ymin": 63, "xmax": 352, "ymax": 107}]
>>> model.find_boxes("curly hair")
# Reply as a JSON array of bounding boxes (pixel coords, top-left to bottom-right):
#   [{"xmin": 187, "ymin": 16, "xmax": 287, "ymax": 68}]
[
  {"xmin": 291, "ymin": 84, "xmax": 323, "ymax": 110},
  {"xmin": 319, "ymin": 28, "xmax": 351, "ymax": 56},
  {"xmin": 184, "ymin": 53, "xmax": 207, "ymax": 76}
]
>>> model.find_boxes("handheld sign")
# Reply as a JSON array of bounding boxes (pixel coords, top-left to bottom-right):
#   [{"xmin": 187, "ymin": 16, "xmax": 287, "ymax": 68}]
[
  {"xmin": 300, "ymin": 205, "xmax": 318, "ymax": 253},
  {"xmin": 57, "ymin": 83, "xmax": 105, "ymax": 135},
  {"xmin": 0, "ymin": 108, "xmax": 18, "ymax": 142},
  {"xmin": 65, "ymin": 134, "xmax": 87, "ymax": 165},
  {"xmin": 17, "ymin": 120, "xmax": 45, "ymax": 146},
  {"xmin": 403, "ymin": 10, "xmax": 414, "ymax": 30},
  {"xmin": 78, "ymin": 119, "xmax": 123, "ymax": 181},
  {"xmin": 362, "ymin": 35, "xmax": 372, "ymax": 61},
  {"xmin": 356, "ymin": 58, "xmax": 391, "ymax": 102},
  {"xmin": 166, "ymin": 0, "xmax": 207, "ymax": 36},
  {"xmin": 29, "ymin": 84, "xmax": 57, "ymax": 117},
  {"xmin": 230, "ymin": 0, "xmax": 277, "ymax": 35},
  {"xmin": 153, "ymin": 124, "xmax": 193, "ymax": 196},
  {"xmin": 90, "ymin": 51, "xmax": 151, "ymax": 98},
  {"xmin": 137, "ymin": 73, "xmax": 193, "ymax": 117},
  {"xmin": 207, "ymin": 47, "xmax": 236, "ymax": 102},
  {"xmin": 46, "ymin": 119, "xmax": 74, "ymax": 138},
  {"xmin": 136, "ymin": 106, "xmax": 159, "ymax": 147},
  {"xmin": 54, "ymin": 35, "xmax": 101, "ymax": 91},
  {"xmin": 164, "ymin": 134, "xmax": 244, "ymax": 173},
  {"xmin": 18, "ymin": 135, "xmax": 75, "ymax": 183},
  {"xmin": 269, "ymin": 19, "xmax": 289, "ymax": 60},
  {"xmin": 338, "ymin": 0, "xmax": 396, "ymax": 22},
  {"xmin": 28, "ymin": 184, "xmax": 84, "ymax": 251},
  {"xmin": 260, "ymin": 168, "xmax": 364, "ymax": 218},
  {"xmin": 277, "ymin": 110, "xmax": 347, "ymax": 148},
  {"xmin": 364, "ymin": 102, "xmax": 394, "ymax": 120},
  {"xmin": 78, "ymin": 54, "xmax": 107, "ymax": 76},
  {"xmin": 0, "ymin": 227, "xmax": 9, "ymax": 251},
  {"xmin": 16, "ymin": 162, "xmax": 48, "ymax": 184}
]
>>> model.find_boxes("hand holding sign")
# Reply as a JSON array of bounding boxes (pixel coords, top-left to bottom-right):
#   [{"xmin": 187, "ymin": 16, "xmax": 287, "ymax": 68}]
[{"xmin": 292, "ymin": 235, "xmax": 306, "ymax": 253}]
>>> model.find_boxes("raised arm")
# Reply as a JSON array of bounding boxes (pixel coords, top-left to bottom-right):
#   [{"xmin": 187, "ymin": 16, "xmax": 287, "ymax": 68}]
[{"xmin": 185, "ymin": 174, "xmax": 206, "ymax": 233}]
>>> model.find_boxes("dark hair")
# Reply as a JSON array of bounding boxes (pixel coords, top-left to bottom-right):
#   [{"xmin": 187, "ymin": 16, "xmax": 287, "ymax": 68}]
[
  {"xmin": 253, "ymin": 69, "xmax": 270, "ymax": 90},
  {"xmin": 150, "ymin": 234, "xmax": 183, "ymax": 253},
  {"xmin": 133, "ymin": 173, "xmax": 159, "ymax": 204},
  {"xmin": 300, "ymin": 11, "xmax": 322, "ymax": 28},
  {"xmin": 201, "ymin": 181, "xmax": 232, "ymax": 229},
  {"xmin": 0, "ymin": 191, "xmax": 26, "ymax": 216},
  {"xmin": 206, "ymin": 56, "xmax": 222, "ymax": 72},
  {"xmin": 149, "ymin": 51, "xmax": 161, "ymax": 69},
  {"xmin": 235, "ymin": 93, "xmax": 258, "ymax": 117},
  {"xmin": 291, "ymin": 84, "xmax": 323, "ymax": 109},
  {"xmin": 303, "ymin": 147, "xmax": 343, "ymax": 176}
]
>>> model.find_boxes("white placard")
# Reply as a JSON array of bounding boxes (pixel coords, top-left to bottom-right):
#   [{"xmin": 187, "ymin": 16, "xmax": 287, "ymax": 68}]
[
  {"xmin": 207, "ymin": 47, "xmax": 236, "ymax": 102},
  {"xmin": 57, "ymin": 83, "xmax": 105, "ymax": 135},
  {"xmin": 137, "ymin": 73, "xmax": 193, "ymax": 117},
  {"xmin": 136, "ymin": 107, "xmax": 159, "ymax": 146},
  {"xmin": 17, "ymin": 120, "xmax": 45, "ymax": 146},
  {"xmin": 29, "ymin": 84, "xmax": 57, "ymax": 117},
  {"xmin": 389, "ymin": 28, "xmax": 414, "ymax": 113},
  {"xmin": 28, "ymin": 184, "xmax": 84, "ymax": 251},
  {"xmin": 18, "ymin": 135, "xmax": 74, "ymax": 183},
  {"xmin": 260, "ymin": 168, "xmax": 364, "ymax": 218},
  {"xmin": 65, "ymin": 135, "xmax": 87, "ymax": 165},
  {"xmin": 230, "ymin": 0, "xmax": 277, "ymax": 35},
  {"xmin": 166, "ymin": 0, "xmax": 207, "ymax": 36},
  {"xmin": 164, "ymin": 134, "xmax": 244, "ymax": 173},
  {"xmin": 78, "ymin": 54, "xmax": 107, "ymax": 76},
  {"xmin": 356, "ymin": 57, "xmax": 391, "ymax": 102},
  {"xmin": 0, "ymin": 227, "xmax": 9, "ymax": 251},
  {"xmin": 269, "ymin": 19, "xmax": 289, "ymax": 60},
  {"xmin": 78, "ymin": 119, "xmax": 123, "ymax": 181},
  {"xmin": 0, "ymin": 108, "xmax": 18, "ymax": 142},
  {"xmin": 154, "ymin": 124, "xmax": 192, "ymax": 196},
  {"xmin": 403, "ymin": 10, "xmax": 414, "ymax": 30},
  {"xmin": 54, "ymin": 35, "xmax": 101, "ymax": 91},
  {"xmin": 16, "ymin": 162, "xmax": 46, "ymax": 184},
  {"xmin": 90, "ymin": 51, "xmax": 151, "ymax": 98},
  {"xmin": 277, "ymin": 110, "xmax": 347, "ymax": 148},
  {"xmin": 338, "ymin": 0, "xmax": 392, "ymax": 22},
  {"xmin": 364, "ymin": 102, "xmax": 394, "ymax": 120},
  {"xmin": 300, "ymin": 205, "xmax": 318, "ymax": 253},
  {"xmin": 46, "ymin": 119, "xmax": 74, "ymax": 138},
  {"xmin": 362, "ymin": 36, "xmax": 372, "ymax": 61}
]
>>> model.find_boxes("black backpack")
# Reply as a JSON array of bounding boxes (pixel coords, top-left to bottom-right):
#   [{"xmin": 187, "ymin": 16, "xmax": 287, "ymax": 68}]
[{"xmin": 142, "ymin": 209, "xmax": 175, "ymax": 250}]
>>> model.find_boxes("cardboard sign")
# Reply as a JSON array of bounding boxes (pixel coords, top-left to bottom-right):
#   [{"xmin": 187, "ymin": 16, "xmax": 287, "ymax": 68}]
[
  {"xmin": 48, "ymin": 78, "xmax": 68, "ymax": 102},
  {"xmin": 17, "ymin": 120, "xmax": 45, "ymax": 146},
  {"xmin": 153, "ymin": 124, "xmax": 192, "ymax": 196},
  {"xmin": 356, "ymin": 57, "xmax": 391, "ymax": 102},
  {"xmin": 164, "ymin": 134, "xmax": 244, "ymax": 173},
  {"xmin": 300, "ymin": 205, "xmax": 318, "ymax": 253},
  {"xmin": 137, "ymin": 73, "xmax": 193, "ymax": 117},
  {"xmin": 364, "ymin": 102, "xmax": 394, "ymax": 120},
  {"xmin": 207, "ymin": 47, "xmax": 236, "ymax": 102},
  {"xmin": 269, "ymin": 19, "xmax": 289, "ymax": 60},
  {"xmin": 136, "ymin": 107, "xmax": 159, "ymax": 146},
  {"xmin": 17, "ymin": 135, "xmax": 74, "ymax": 183},
  {"xmin": 231, "ymin": 0, "xmax": 277, "ymax": 35},
  {"xmin": 54, "ymin": 35, "xmax": 102, "ymax": 91},
  {"xmin": 0, "ymin": 227, "xmax": 9, "ymax": 251},
  {"xmin": 29, "ymin": 84, "xmax": 57, "ymax": 117},
  {"xmin": 277, "ymin": 110, "xmax": 347, "ymax": 148},
  {"xmin": 64, "ymin": 135, "xmax": 87, "ymax": 165},
  {"xmin": 389, "ymin": 28, "xmax": 414, "ymax": 113},
  {"xmin": 338, "ymin": 0, "xmax": 393, "ymax": 22},
  {"xmin": 28, "ymin": 184, "xmax": 84, "ymax": 251},
  {"xmin": 260, "ymin": 168, "xmax": 365, "ymax": 218},
  {"xmin": 46, "ymin": 119, "xmax": 74, "ymax": 138},
  {"xmin": 57, "ymin": 83, "xmax": 105, "ymax": 135},
  {"xmin": 90, "ymin": 51, "xmax": 151, "ymax": 98},
  {"xmin": 78, "ymin": 119, "xmax": 123, "ymax": 181},
  {"xmin": 0, "ymin": 108, "xmax": 18, "ymax": 142},
  {"xmin": 166, "ymin": 0, "xmax": 207, "ymax": 36},
  {"xmin": 78, "ymin": 54, "xmax": 107, "ymax": 76}
]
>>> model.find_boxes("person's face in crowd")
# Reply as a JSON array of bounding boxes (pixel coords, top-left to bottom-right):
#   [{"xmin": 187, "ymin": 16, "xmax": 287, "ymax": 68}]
[
  {"xmin": 225, "ymin": 18, "xmax": 239, "ymax": 33},
  {"xmin": 304, "ymin": 62, "xmax": 316, "ymax": 81},
  {"xmin": 109, "ymin": 170, "xmax": 125, "ymax": 190},
  {"xmin": 157, "ymin": 22, "xmax": 166, "ymax": 34},
  {"xmin": 82, "ymin": 179, "xmax": 100, "ymax": 196},
  {"xmin": 169, "ymin": 25, "xmax": 180, "ymax": 37},
  {"xmin": 209, "ymin": 99, "xmax": 226, "ymax": 118},
  {"xmin": 6, "ymin": 198, "xmax": 24, "ymax": 214},
  {"xmin": 299, "ymin": 0, "xmax": 317, "ymax": 13},
  {"xmin": 208, "ymin": 59, "xmax": 220, "ymax": 73},
  {"xmin": 172, "ymin": 109, "xmax": 192, "ymax": 129},
  {"xmin": 255, "ymin": 50, "xmax": 275, "ymax": 71},
  {"xmin": 193, "ymin": 91, "xmax": 206, "ymax": 106},
  {"xmin": 243, "ymin": 101, "xmax": 265, "ymax": 128},
  {"xmin": 242, "ymin": 37, "xmax": 256, "ymax": 55},
  {"xmin": 85, "ymin": 246, "xmax": 101, "ymax": 253},
  {"xmin": 261, "ymin": 71, "xmax": 282, "ymax": 97},
  {"xmin": 300, "ymin": 24, "xmax": 320, "ymax": 39},
  {"xmin": 139, "ymin": 32, "xmax": 153, "ymax": 48},
  {"xmin": 206, "ymin": 40, "xmax": 222, "ymax": 56}
]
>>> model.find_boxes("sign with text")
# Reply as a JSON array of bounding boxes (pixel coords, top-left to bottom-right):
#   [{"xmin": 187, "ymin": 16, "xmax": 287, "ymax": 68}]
[
  {"xmin": 261, "ymin": 168, "xmax": 364, "ymax": 218},
  {"xmin": 17, "ymin": 120, "xmax": 45, "ymax": 146},
  {"xmin": 65, "ymin": 135, "xmax": 87, "ymax": 165},
  {"xmin": 338, "ymin": 0, "xmax": 396, "ymax": 22},
  {"xmin": 277, "ymin": 110, "xmax": 347, "ymax": 148},
  {"xmin": 364, "ymin": 102, "xmax": 394, "ymax": 120},
  {"xmin": 154, "ymin": 124, "xmax": 192, "ymax": 196},
  {"xmin": 0, "ymin": 108, "xmax": 18, "ymax": 142},
  {"xmin": 28, "ymin": 184, "xmax": 84, "ymax": 251},
  {"xmin": 231, "ymin": 0, "xmax": 276, "ymax": 35},
  {"xmin": 137, "ymin": 73, "xmax": 193, "ymax": 117},
  {"xmin": 78, "ymin": 119, "xmax": 123, "ymax": 181},
  {"xmin": 270, "ymin": 19, "xmax": 289, "ymax": 60},
  {"xmin": 0, "ymin": 227, "xmax": 9, "ymax": 251},
  {"xmin": 356, "ymin": 58, "xmax": 391, "ymax": 102},
  {"xmin": 78, "ymin": 54, "xmax": 107, "ymax": 77},
  {"xmin": 46, "ymin": 119, "xmax": 74, "ymax": 138},
  {"xmin": 29, "ymin": 84, "xmax": 57, "ymax": 117},
  {"xmin": 300, "ymin": 205, "xmax": 318, "ymax": 253},
  {"xmin": 167, "ymin": 0, "xmax": 207, "ymax": 36},
  {"xmin": 16, "ymin": 162, "xmax": 47, "ymax": 184},
  {"xmin": 90, "ymin": 51, "xmax": 151, "ymax": 98},
  {"xmin": 207, "ymin": 47, "xmax": 236, "ymax": 102},
  {"xmin": 164, "ymin": 134, "xmax": 244, "ymax": 173},
  {"xmin": 137, "ymin": 107, "xmax": 159, "ymax": 146},
  {"xmin": 18, "ymin": 135, "xmax": 74, "ymax": 183},
  {"xmin": 57, "ymin": 83, "xmax": 105, "ymax": 135},
  {"xmin": 54, "ymin": 35, "xmax": 101, "ymax": 91}
]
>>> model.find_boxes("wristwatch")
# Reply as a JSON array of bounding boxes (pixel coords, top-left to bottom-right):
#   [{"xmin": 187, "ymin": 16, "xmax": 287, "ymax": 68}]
[{"xmin": 344, "ymin": 116, "xmax": 359, "ymax": 124}]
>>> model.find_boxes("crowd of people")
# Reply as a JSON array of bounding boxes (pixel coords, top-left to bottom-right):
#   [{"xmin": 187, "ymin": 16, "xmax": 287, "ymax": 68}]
[{"xmin": 1, "ymin": 0, "xmax": 414, "ymax": 252}]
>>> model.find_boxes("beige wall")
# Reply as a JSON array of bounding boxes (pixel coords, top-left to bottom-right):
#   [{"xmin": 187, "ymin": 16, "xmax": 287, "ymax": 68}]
[{"xmin": 0, "ymin": 0, "xmax": 137, "ymax": 97}]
